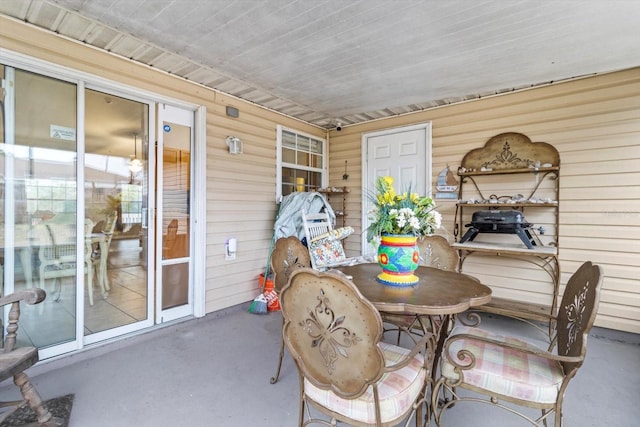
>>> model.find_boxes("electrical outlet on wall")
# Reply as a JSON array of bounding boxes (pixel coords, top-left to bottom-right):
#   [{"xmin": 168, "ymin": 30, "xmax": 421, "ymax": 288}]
[{"xmin": 225, "ymin": 238, "xmax": 237, "ymax": 260}]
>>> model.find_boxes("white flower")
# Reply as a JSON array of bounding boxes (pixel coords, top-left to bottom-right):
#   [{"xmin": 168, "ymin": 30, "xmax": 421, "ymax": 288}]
[
  {"xmin": 366, "ymin": 176, "xmax": 441, "ymax": 242},
  {"xmin": 432, "ymin": 211, "xmax": 442, "ymax": 228},
  {"xmin": 409, "ymin": 216, "xmax": 420, "ymax": 229}
]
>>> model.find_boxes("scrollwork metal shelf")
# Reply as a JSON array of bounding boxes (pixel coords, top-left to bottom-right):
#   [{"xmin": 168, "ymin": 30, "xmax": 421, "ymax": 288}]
[{"xmin": 453, "ymin": 132, "xmax": 561, "ymax": 340}]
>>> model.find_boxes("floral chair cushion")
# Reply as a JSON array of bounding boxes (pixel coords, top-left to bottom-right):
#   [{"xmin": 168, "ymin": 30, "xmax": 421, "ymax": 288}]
[{"xmin": 308, "ymin": 226, "xmax": 353, "ymax": 268}]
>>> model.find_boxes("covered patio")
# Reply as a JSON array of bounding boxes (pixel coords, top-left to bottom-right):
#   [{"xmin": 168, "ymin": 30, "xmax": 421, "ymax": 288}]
[{"xmin": 1, "ymin": 304, "xmax": 637, "ymax": 426}]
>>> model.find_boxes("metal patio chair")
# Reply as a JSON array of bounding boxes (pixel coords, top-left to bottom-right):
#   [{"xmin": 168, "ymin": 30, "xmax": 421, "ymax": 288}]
[
  {"xmin": 268, "ymin": 236, "xmax": 310, "ymax": 384},
  {"xmin": 432, "ymin": 261, "xmax": 603, "ymax": 426},
  {"xmin": 281, "ymin": 268, "xmax": 430, "ymax": 426}
]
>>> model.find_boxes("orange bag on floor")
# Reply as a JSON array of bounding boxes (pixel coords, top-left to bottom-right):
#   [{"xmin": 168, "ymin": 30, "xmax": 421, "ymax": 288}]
[{"xmin": 260, "ymin": 274, "xmax": 280, "ymax": 312}]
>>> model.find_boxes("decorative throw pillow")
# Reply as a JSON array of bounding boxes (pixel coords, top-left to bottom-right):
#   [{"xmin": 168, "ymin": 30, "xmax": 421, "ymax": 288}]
[
  {"xmin": 312, "ymin": 226, "xmax": 354, "ymax": 242},
  {"xmin": 329, "ymin": 226, "xmax": 354, "ymax": 240},
  {"xmin": 309, "ymin": 237, "xmax": 345, "ymax": 268}
]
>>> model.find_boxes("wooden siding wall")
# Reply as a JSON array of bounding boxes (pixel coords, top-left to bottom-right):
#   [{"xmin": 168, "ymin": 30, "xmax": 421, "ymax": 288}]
[
  {"xmin": 0, "ymin": 17, "xmax": 324, "ymax": 314},
  {"xmin": 2, "ymin": 17, "xmax": 638, "ymax": 333},
  {"xmin": 202, "ymin": 95, "xmax": 322, "ymax": 311},
  {"xmin": 329, "ymin": 68, "xmax": 640, "ymax": 334}
]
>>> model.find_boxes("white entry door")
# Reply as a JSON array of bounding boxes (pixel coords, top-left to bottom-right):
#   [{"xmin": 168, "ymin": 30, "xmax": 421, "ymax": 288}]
[{"xmin": 362, "ymin": 122, "xmax": 432, "ymax": 254}]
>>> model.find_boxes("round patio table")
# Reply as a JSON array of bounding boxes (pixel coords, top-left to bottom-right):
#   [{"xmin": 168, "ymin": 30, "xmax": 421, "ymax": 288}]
[{"xmin": 335, "ymin": 263, "xmax": 492, "ymax": 316}]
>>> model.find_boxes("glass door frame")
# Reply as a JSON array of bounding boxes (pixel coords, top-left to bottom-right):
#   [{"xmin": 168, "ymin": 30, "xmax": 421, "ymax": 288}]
[
  {"xmin": 2, "ymin": 49, "xmax": 206, "ymax": 360},
  {"xmin": 82, "ymin": 85, "xmax": 156, "ymax": 346},
  {"xmin": 156, "ymin": 103, "xmax": 194, "ymax": 323},
  {"xmin": 1, "ymin": 64, "xmax": 85, "ymax": 359},
  {"xmin": 154, "ymin": 104, "xmax": 206, "ymax": 322}
]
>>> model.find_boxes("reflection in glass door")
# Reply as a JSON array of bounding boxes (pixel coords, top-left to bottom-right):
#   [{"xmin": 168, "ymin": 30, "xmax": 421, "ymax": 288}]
[
  {"xmin": 157, "ymin": 105, "xmax": 192, "ymax": 322},
  {"xmin": 83, "ymin": 89, "xmax": 151, "ymax": 341},
  {"xmin": 1, "ymin": 66, "xmax": 79, "ymax": 355},
  {"xmin": 2, "ymin": 62, "xmax": 158, "ymax": 357}
]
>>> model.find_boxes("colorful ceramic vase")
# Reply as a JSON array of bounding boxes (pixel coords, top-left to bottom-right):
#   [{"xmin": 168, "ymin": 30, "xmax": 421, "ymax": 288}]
[{"xmin": 376, "ymin": 234, "xmax": 420, "ymax": 286}]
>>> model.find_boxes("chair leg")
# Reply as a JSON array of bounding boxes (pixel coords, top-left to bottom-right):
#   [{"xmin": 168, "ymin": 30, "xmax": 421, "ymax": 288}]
[
  {"xmin": 41, "ymin": 267, "xmax": 63, "ymax": 303},
  {"xmin": 414, "ymin": 392, "xmax": 424, "ymax": 427},
  {"xmin": 50, "ymin": 277, "xmax": 62, "ymax": 302},
  {"xmin": 13, "ymin": 372, "xmax": 56, "ymax": 426},
  {"xmin": 269, "ymin": 336, "xmax": 285, "ymax": 384},
  {"xmin": 96, "ymin": 261, "xmax": 108, "ymax": 297},
  {"xmin": 270, "ymin": 318, "xmax": 286, "ymax": 384},
  {"xmin": 101, "ymin": 244, "xmax": 111, "ymax": 291},
  {"xmin": 86, "ymin": 263, "xmax": 94, "ymax": 306}
]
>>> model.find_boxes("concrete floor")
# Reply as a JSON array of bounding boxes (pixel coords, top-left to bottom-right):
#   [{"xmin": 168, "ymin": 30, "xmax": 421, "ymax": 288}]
[{"xmin": 1, "ymin": 304, "xmax": 638, "ymax": 427}]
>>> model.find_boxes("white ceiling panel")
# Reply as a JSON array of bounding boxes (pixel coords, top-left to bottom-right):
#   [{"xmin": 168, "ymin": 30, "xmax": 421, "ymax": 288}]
[{"xmin": 1, "ymin": 0, "xmax": 638, "ymax": 128}]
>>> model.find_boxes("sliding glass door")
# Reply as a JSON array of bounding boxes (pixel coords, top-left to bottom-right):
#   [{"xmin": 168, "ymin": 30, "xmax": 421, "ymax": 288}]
[
  {"xmin": 1, "ymin": 63, "xmax": 156, "ymax": 356},
  {"xmin": 1, "ymin": 66, "xmax": 79, "ymax": 354},
  {"xmin": 83, "ymin": 88, "xmax": 153, "ymax": 343},
  {"xmin": 1, "ymin": 56, "xmax": 200, "ymax": 359}
]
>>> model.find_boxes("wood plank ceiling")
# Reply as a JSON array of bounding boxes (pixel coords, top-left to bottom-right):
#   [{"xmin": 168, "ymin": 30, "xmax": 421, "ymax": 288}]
[{"xmin": 1, "ymin": 0, "xmax": 639, "ymax": 129}]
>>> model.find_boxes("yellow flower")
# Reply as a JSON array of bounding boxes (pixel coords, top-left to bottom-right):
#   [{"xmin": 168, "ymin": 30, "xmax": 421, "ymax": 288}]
[
  {"xmin": 382, "ymin": 191, "xmax": 395, "ymax": 205},
  {"xmin": 367, "ymin": 175, "xmax": 440, "ymax": 243}
]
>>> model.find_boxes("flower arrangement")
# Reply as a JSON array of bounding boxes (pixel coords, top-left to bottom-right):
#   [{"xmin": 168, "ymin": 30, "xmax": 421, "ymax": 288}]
[{"xmin": 366, "ymin": 176, "xmax": 441, "ymax": 243}]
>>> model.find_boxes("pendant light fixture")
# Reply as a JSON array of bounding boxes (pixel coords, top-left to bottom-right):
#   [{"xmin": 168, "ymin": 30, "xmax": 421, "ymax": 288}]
[{"xmin": 129, "ymin": 134, "xmax": 143, "ymax": 174}]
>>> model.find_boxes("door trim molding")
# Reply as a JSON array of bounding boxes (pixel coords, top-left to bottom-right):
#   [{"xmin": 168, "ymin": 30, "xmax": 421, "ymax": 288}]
[{"xmin": 193, "ymin": 106, "xmax": 207, "ymax": 318}]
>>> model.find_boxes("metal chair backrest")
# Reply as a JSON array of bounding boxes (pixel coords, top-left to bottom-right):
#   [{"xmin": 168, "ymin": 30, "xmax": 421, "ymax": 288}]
[
  {"xmin": 270, "ymin": 237, "xmax": 310, "ymax": 293},
  {"xmin": 281, "ymin": 268, "xmax": 385, "ymax": 399},
  {"xmin": 417, "ymin": 234, "xmax": 459, "ymax": 271},
  {"xmin": 555, "ymin": 261, "xmax": 603, "ymax": 373}
]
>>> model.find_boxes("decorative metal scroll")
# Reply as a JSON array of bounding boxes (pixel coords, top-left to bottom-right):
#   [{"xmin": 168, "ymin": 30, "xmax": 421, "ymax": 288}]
[
  {"xmin": 299, "ymin": 288, "xmax": 361, "ymax": 374},
  {"xmin": 460, "ymin": 132, "xmax": 560, "ymax": 171}
]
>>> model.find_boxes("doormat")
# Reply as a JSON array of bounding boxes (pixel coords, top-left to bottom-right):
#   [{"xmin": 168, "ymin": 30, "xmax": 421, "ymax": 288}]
[{"xmin": 0, "ymin": 394, "xmax": 74, "ymax": 427}]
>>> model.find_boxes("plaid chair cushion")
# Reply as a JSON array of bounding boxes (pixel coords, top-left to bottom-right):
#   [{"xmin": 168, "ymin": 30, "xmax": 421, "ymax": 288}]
[
  {"xmin": 441, "ymin": 325, "xmax": 564, "ymax": 404},
  {"xmin": 305, "ymin": 341, "xmax": 426, "ymax": 424}
]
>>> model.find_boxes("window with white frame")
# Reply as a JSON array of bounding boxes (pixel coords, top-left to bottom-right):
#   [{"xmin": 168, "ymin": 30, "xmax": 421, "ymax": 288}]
[{"xmin": 276, "ymin": 125, "xmax": 326, "ymax": 200}]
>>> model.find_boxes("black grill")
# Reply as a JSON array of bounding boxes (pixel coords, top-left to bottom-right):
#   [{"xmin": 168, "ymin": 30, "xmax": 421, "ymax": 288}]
[{"xmin": 460, "ymin": 210, "xmax": 537, "ymax": 249}]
